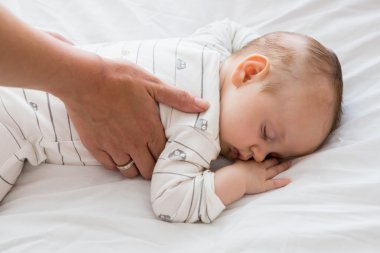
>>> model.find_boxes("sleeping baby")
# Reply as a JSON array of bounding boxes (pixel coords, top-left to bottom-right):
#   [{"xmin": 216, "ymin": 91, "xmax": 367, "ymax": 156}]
[{"xmin": 0, "ymin": 20, "xmax": 343, "ymax": 223}]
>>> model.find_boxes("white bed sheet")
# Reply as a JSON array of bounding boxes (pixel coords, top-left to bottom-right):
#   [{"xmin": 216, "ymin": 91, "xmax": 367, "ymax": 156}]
[{"xmin": 0, "ymin": 0, "xmax": 380, "ymax": 252}]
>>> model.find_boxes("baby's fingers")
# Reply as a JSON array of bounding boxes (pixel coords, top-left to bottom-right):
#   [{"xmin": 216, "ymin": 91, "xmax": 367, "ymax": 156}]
[
  {"xmin": 266, "ymin": 160, "xmax": 291, "ymax": 179},
  {"xmin": 264, "ymin": 178, "xmax": 291, "ymax": 192}
]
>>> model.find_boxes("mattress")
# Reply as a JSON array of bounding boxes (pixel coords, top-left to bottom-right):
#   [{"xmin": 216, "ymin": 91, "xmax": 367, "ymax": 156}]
[{"xmin": 0, "ymin": 0, "xmax": 379, "ymax": 252}]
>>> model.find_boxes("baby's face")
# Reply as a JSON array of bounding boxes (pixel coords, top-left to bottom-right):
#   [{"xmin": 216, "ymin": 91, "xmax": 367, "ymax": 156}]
[{"xmin": 219, "ymin": 79, "xmax": 332, "ymax": 162}]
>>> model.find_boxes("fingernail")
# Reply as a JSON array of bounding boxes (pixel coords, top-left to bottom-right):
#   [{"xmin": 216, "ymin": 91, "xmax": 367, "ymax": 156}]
[{"xmin": 195, "ymin": 97, "xmax": 209, "ymax": 110}]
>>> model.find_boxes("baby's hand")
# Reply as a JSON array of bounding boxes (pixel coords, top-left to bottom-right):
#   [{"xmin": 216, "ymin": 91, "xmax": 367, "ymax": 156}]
[
  {"xmin": 214, "ymin": 158, "xmax": 291, "ymax": 206},
  {"xmin": 239, "ymin": 159, "xmax": 291, "ymax": 195}
]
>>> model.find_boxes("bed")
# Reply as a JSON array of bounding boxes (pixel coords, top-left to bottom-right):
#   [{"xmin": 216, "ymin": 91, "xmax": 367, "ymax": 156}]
[{"xmin": 0, "ymin": 0, "xmax": 379, "ymax": 252}]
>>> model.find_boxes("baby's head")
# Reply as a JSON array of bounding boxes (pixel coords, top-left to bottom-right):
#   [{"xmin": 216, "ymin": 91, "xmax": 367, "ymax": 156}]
[{"xmin": 219, "ymin": 31, "xmax": 343, "ymax": 162}]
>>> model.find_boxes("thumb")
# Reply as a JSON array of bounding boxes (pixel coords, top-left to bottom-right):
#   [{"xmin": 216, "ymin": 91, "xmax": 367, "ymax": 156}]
[{"xmin": 150, "ymin": 82, "xmax": 209, "ymax": 113}]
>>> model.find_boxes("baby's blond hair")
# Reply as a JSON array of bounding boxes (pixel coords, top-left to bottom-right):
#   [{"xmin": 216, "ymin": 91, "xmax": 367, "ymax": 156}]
[{"xmin": 235, "ymin": 32, "xmax": 343, "ymax": 134}]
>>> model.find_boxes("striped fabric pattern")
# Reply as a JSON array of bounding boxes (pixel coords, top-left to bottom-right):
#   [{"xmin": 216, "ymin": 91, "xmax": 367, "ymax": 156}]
[{"xmin": 0, "ymin": 20, "xmax": 259, "ymax": 223}]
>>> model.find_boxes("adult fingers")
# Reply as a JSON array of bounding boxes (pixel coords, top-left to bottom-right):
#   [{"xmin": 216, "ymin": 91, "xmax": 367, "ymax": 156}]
[
  {"xmin": 120, "ymin": 165, "xmax": 140, "ymax": 178},
  {"xmin": 110, "ymin": 152, "xmax": 133, "ymax": 169},
  {"xmin": 149, "ymin": 82, "xmax": 209, "ymax": 113},
  {"xmin": 128, "ymin": 112, "xmax": 165, "ymax": 179},
  {"xmin": 130, "ymin": 147, "xmax": 156, "ymax": 180},
  {"xmin": 147, "ymin": 122, "xmax": 166, "ymax": 160},
  {"xmin": 88, "ymin": 148, "xmax": 117, "ymax": 170}
]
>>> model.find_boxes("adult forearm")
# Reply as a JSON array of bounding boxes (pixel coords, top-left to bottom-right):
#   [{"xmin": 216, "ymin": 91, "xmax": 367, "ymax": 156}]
[
  {"xmin": 0, "ymin": 4, "xmax": 210, "ymax": 178},
  {"xmin": 0, "ymin": 5, "xmax": 102, "ymax": 99}
]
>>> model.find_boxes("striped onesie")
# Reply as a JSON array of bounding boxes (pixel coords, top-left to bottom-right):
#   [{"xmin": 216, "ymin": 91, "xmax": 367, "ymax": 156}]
[{"xmin": 0, "ymin": 20, "xmax": 258, "ymax": 222}]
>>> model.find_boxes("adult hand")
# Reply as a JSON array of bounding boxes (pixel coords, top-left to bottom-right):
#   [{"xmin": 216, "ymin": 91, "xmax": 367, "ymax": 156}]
[
  {"xmin": 0, "ymin": 5, "xmax": 208, "ymax": 179},
  {"xmin": 43, "ymin": 30, "xmax": 75, "ymax": 45},
  {"xmin": 62, "ymin": 57, "xmax": 209, "ymax": 179}
]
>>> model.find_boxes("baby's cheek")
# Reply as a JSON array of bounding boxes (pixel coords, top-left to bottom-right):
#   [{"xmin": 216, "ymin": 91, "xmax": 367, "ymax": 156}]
[{"xmin": 235, "ymin": 125, "xmax": 252, "ymax": 143}]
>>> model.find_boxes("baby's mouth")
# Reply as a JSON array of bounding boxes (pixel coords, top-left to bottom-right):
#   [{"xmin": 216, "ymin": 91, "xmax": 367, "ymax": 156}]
[{"xmin": 229, "ymin": 146, "xmax": 239, "ymax": 160}]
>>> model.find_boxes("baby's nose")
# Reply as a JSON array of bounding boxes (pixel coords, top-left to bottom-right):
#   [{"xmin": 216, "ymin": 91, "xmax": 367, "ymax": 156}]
[{"xmin": 252, "ymin": 147, "xmax": 266, "ymax": 162}]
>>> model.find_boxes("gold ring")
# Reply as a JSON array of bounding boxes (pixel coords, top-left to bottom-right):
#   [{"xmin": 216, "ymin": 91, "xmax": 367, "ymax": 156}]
[{"xmin": 117, "ymin": 160, "xmax": 135, "ymax": 173}]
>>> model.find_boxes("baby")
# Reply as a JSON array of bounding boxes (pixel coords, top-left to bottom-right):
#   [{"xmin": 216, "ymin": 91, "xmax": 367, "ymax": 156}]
[
  {"xmin": 217, "ymin": 31, "xmax": 343, "ymax": 211},
  {"xmin": 150, "ymin": 23, "xmax": 343, "ymax": 223},
  {"xmin": 0, "ymin": 20, "xmax": 342, "ymax": 224}
]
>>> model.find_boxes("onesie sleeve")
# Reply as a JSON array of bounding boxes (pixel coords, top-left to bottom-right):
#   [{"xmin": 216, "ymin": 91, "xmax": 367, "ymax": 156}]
[
  {"xmin": 189, "ymin": 19, "xmax": 260, "ymax": 57},
  {"xmin": 0, "ymin": 88, "xmax": 47, "ymax": 201},
  {"xmin": 150, "ymin": 125, "xmax": 225, "ymax": 223}
]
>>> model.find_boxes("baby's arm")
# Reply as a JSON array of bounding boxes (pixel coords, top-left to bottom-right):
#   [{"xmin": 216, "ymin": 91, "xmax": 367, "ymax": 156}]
[
  {"xmin": 215, "ymin": 159, "xmax": 291, "ymax": 206},
  {"xmin": 151, "ymin": 126, "xmax": 224, "ymax": 223},
  {"xmin": 151, "ymin": 126, "xmax": 291, "ymax": 223}
]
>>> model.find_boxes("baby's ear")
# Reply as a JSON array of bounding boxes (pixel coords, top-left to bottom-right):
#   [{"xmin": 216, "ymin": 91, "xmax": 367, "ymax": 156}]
[{"xmin": 231, "ymin": 54, "xmax": 270, "ymax": 88}]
